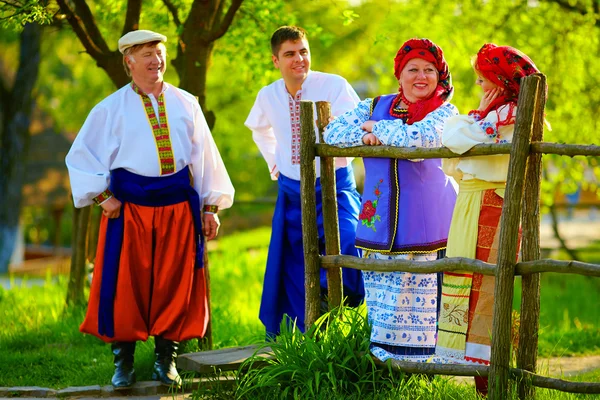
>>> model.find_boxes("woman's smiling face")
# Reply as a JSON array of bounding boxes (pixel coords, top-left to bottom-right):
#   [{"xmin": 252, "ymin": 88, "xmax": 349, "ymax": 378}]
[{"xmin": 399, "ymin": 58, "xmax": 438, "ymax": 103}]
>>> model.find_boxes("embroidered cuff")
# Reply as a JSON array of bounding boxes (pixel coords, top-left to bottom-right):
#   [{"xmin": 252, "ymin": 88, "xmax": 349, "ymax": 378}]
[
  {"xmin": 203, "ymin": 204, "xmax": 218, "ymax": 213},
  {"xmin": 93, "ymin": 189, "xmax": 113, "ymax": 205},
  {"xmin": 468, "ymin": 110, "xmax": 483, "ymax": 121}
]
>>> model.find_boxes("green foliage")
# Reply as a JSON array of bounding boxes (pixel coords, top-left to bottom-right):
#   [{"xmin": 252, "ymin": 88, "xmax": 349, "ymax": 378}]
[
  {"xmin": 236, "ymin": 305, "xmax": 406, "ymax": 399},
  {"xmin": 0, "ymin": 1, "xmax": 55, "ymax": 29},
  {"xmin": 3, "ymin": 0, "xmax": 600, "ymax": 202}
]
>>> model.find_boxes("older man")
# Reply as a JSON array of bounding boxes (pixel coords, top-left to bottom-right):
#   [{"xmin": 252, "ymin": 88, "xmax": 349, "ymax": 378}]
[{"xmin": 66, "ymin": 30, "xmax": 234, "ymax": 389}]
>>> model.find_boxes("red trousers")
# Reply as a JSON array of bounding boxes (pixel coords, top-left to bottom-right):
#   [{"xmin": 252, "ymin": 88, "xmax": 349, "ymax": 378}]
[{"xmin": 80, "ymin": 202, "xmax": 208, "ymax": 342}]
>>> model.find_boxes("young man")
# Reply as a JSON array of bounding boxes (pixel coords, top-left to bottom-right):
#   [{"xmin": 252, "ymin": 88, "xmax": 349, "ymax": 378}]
[
  {"xmin": 245, "ymin": 26, "xmax": 364, "ymax": 336},
  {"xmin": 66, "ymin": 30, "xmax": 234, "ymax": 389}
]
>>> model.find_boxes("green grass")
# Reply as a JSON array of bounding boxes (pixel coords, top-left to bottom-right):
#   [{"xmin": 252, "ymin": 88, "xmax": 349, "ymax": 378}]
[
  {"xmin": 0, "ymin": 228, "xmax": 271, "ymax": 388},
  {"xmin": 513, "ymin": 274, "xmax": 600, "ymax": 357},
  {"xmin": 1, "ymin": 226, "xmax": 599, "ymax": 393}
]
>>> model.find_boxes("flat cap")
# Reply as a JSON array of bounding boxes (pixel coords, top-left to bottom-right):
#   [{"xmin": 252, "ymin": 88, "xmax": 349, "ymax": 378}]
[{"xmin": 118, "ymin": 30, "xmax": 167, "ymax": 54}]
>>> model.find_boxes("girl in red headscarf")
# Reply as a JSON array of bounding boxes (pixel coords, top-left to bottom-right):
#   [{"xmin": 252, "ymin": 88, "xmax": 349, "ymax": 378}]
[
  {"xmin": 325, "ymin": 39, "xmax": 458, "ymax": 363},
  {"xmin": 435, "ymin": 43, "xmax": 542, "ymax": 396}
]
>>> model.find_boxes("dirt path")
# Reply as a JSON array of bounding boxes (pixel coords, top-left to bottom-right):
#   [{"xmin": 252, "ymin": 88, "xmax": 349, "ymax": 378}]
[
  {"xmin": 542, "ymin": 355, "xmax": 600, "ymax": 377},
  {"xmin": 450, "ymin": 355, "xmax": 600, "ymax": 386}
]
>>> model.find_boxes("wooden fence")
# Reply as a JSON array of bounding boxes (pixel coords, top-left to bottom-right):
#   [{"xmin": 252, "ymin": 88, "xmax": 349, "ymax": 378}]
[{"xmin": 299, "ymin": 74, "xmax": 600, "ymax": 399}]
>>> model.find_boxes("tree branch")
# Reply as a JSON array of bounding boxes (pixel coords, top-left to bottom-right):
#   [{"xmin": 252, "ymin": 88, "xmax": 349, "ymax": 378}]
[
  {"xmin": 121, "ymin": 0, "xmax": 142, "ymax": 36},
  {"xmin": 0, "ymin": 9, "xmax": 26, "ymax": 21},
  {"xmin": 206, "ymin": 0, "xmax": 243, "ymax": 41},
  {"xmin": 70, "ymin": 0, "xmax": 110, "ymax": 52},
  {"xmin": 162, "ymin": 0, "xmax": 181, "ymax": 27},
  {"xmin": 544, "ymin": 0, "xmax": 600, "ymax": 28},
  {"xmin": 55, "ymin": 0, "xmax": 105, "ymax": 59},
  {"xmin": 0, "ymin": 0, "xmax": 22, "ymax": 6}
]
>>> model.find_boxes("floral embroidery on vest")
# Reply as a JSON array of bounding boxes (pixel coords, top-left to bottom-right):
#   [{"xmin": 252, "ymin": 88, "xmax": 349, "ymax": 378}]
[
  {"xmin": 131, "ymin": 82, "xmax": 175, "ymax": 175},
  {"xmin": 359, "ymin": 179, "xmax": 383, "ymax": 231}
]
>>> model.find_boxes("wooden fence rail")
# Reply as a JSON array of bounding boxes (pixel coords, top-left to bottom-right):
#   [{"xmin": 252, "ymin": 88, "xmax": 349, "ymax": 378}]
[
  {"xmin": 299, "ymin": 73, "xmax": 600, "ymax": 400},
  {"xmin": 313, "ymin": 142, "xmax": 600, "ymax": 158},
  {"xmin": 378, "ymin": 360, "xmax": 600, "ymax": 395},
  {"xmin": 319, "ymin": 255, "xmax": 600, "ymax": 277}
]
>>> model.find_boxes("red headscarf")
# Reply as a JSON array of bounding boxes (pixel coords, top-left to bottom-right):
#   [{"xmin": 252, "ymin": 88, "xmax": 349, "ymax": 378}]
[
  {"xmin": 392, "ymin": 38, "xmax": 453, "ymax": 124},
  {"xmin": 474, "ymin": 43, "xmax": 540, "ymax": 126}
]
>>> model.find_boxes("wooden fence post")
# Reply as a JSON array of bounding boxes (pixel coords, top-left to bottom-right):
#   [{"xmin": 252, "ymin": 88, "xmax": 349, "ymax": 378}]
[
  {"xmin": 300, "ymin": 101, "xmax": 321, "ymax": 329},
  {"xmin": 316, "ymin": 101, "xmax": 343, "ymax": 310},
  {"xmin": 517, "ymin": 74, "xmax": 547, "ymax": 399},
  {"xmin": 489, "ymin": 74, "xmax": 546, "ymax": 399}
]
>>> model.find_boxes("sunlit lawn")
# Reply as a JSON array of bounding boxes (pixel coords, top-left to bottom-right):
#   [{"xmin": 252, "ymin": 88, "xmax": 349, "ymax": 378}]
[{"xmin": 0, "ymin": 227, "xmax": 598, "ymax": 390}]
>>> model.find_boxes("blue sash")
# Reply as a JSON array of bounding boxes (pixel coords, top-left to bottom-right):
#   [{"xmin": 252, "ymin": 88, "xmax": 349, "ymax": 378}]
[{"xmin": 98, "ymin": 166, "xmax": 203, "ymax": 338}]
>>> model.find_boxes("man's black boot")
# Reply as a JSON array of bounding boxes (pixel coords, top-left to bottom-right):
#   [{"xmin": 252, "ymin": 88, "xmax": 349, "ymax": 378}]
[
  {"xmin": 152, "ymin": 337, "xmax": 182, "ymax": 388},
  {"xmin": 111, "ymin": 341, "xmax": 136, "ymax": 389}
]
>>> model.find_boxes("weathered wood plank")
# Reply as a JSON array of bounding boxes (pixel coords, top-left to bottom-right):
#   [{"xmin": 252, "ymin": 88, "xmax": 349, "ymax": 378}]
[
  {"xmin": 316, "ymin": 141, "xmax": 600, "ymax": 159},
  {"xmin": 316, "ymin": 101, "xmax": 342, "ymax": 310},
  {"xmin": 320, "ymin": 255, "xmax": 496, "ymax": 275},
  {"xmin": 315, "ymin": 142, "xmax": 512, "ymax": 159},
  {"xmin": 510, "ymin": 369, "xmax": 600, "ymax": 394},
  {"xmin": 375, "ymin": 358, "xmax": 489, "ymax": 377},
  {"xmin": 321, "ymin": 254, "xmax": 600, "ymax": 276},
  {"xmin": 531, "ymin": 142, "xmax": 600, "ymax": 157},
  {"xmin": 300, "ymin": 100, "xmax": 321, "ymax": 330},
  {"xmin": 177, "ymin": 344, "xmax": 273, "ymax": 373},
  {"xmin": 517, "ymin": 74, "xmax": 547, "ymax": 400},
  {"xmin": 516, "ymin": 259, "xmax": 600, "ymax": 276},
  {"xmin": 489, "ymin": 74, "xmax": 545, "ymax": 399}
]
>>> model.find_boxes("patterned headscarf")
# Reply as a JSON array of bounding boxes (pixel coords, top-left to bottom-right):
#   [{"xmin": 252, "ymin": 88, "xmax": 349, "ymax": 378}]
[
  {"xmin": 392, "ymin": 38, "xmax": 453, "ymax": 124},
  {"xmin": 474, "ymin": 43, "xmax": 540, "ymax": 125}
]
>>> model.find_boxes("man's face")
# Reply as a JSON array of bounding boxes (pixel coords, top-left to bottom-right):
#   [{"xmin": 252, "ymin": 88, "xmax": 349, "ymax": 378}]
[
  {"xmin": 127, "ymin": 43, "xmax": 167, "ymax": 83},
  {"xmin": 272, "ymin": 39, "xmax": 311, "ymax": 85}
]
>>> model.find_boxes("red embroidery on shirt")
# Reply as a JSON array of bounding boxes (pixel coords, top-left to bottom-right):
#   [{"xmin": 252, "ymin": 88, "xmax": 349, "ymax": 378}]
[{"xmin": 288, "ymin": 92, "xmax": 302, "ymax": 165}]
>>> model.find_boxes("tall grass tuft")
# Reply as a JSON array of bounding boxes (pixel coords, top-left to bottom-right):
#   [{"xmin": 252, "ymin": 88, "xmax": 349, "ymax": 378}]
[{"xmin": 236, "ymin": 305, "xmax": 402, "ymax": 399}]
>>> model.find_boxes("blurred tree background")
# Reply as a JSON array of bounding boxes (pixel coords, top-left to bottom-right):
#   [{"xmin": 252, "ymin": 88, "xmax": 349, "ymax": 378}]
[{"xmin": 0, "ymin": 0, "xmax": 599, "ymax": 272}]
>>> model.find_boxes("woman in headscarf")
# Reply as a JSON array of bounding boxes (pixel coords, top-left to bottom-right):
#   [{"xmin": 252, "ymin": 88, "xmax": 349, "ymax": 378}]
[
  {"xmin": 325, "ymin": 38, "xmax": 458, "ymax": 362},
  {"xmin": 435, "ymin": 43, "xmax": 543, "ymax": 396}
]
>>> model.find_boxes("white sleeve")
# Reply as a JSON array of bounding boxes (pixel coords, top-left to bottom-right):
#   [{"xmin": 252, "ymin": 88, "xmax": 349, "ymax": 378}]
[
  {"xmin": 65, "ymin": 104, "xmax": 119, "ymax": 208},
  {"xmin": 191, "ymin": 103, "xmax": 235, "ymax": 211},
  {"xmin": 244, "ymin": 90, "xmax": 278, "ymax": 180},
  {"xmin": 372, "ymin": 103, "xmax": 459, "ymax": 148},
  {"xmin": 330, "ymin": 78, "xmax": 361, "ymax": 117},
  {"xmin": 324, "ymin": 98, "xmax": 372, "ymax": 148},
  {"xmin": 443, "ymin": 105, "xmax": 513, "ymax": 154}
]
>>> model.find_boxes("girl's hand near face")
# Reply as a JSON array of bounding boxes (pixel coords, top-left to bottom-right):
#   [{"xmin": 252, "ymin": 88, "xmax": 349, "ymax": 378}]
[{"xmin": 478, "ymin": 87, "xmax": 503, "ymax": 111}]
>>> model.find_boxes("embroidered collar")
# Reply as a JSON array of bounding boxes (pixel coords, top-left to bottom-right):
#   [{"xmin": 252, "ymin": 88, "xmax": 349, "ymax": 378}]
[
  {"xmin": 130, "ymin": 81, "xmax": 175, "ymax": 175},
  {"xmin": 130, "ymin": 81, "xmax": 167, "ymax": 97}
]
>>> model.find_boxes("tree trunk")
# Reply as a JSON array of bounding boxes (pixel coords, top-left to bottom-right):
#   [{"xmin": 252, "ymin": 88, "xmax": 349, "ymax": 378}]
[
  {"xmin": 173, "ymin": 37, "xmax": 216, "ymax": 128},
  {"xmin": 548, "ymin": 203, "xmax": 580, "ymax": 261},
  {"xmin": 66, "ymin": 203, "xmax": 91, "ymax": 306},
  {"xmin": 0, "ymin": 23, "xmax": 42, "ymax": 273}
]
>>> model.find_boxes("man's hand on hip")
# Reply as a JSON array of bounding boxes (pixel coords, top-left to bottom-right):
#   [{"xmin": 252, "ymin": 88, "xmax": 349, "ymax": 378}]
[
  {"xmin": 203, "ymin": 213, "xmax": 220, "ymax": 241},
  {"xmin": 101, "ymin": 197, "xmax": 122, "ymax": 219}
]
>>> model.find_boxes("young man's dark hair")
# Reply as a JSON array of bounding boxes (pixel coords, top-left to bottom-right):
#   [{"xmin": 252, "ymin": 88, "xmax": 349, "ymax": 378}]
[{"xmin": 270, "ymin": 26, "xmax": 308, "ymax": 56}]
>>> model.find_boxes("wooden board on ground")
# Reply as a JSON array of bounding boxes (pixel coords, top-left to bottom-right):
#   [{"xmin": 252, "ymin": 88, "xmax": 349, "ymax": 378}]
[
  {"xmin": 9, "ymin": 255, "xmax": 71, "ymax": 276},
  {"xmin": 178, "ymin": 344, "xmax": 274, "ymax": 374}
]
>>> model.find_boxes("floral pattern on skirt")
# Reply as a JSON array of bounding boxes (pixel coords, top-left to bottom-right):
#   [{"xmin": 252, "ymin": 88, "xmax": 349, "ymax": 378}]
[{"xmin": 364, "ymin": 251, "xmax": 439, "ymax": 362}]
